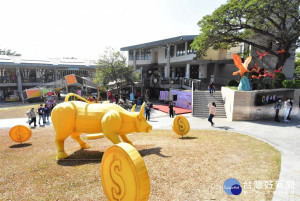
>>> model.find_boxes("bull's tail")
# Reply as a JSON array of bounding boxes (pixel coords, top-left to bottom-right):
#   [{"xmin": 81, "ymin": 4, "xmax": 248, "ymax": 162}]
[{"xmin": 64, "ymin": 93, "xmax": 92, "ymax": 103}]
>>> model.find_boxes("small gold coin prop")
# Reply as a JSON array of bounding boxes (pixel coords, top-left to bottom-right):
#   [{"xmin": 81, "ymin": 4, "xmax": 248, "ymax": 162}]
[
  {"xmin": 101, "ymin": 143, "xmax": 150, "ymax": 201},
  {"xmin": 172, "ymin": 115, "xmax": 190, "ymax": 136},
  {"xmin": 9, "ymin": 125, "xmax": 32, "ymax": 143}
]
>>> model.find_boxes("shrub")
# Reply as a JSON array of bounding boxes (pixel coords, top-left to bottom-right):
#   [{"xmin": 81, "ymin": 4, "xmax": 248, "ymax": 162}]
[
  {"xmin": 282, "ymin": 80, "xmax": 294, "ymax": 88},
  {"xmin": 226, "ymin": 79, "xmax": 239, "ymax": 87},
  {"xmin": 293, "ymin": 80, "xmax": 300, "ymax": 88},
  {"xmin": 272, "ymin": 72, "xmax": 286, "ymax": 89}
]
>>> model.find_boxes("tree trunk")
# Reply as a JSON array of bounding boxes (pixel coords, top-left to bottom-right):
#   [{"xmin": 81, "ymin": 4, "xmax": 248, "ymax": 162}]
[{"xmin": 275, "ymin": 52, "xmax": 291, "ymax": 70}]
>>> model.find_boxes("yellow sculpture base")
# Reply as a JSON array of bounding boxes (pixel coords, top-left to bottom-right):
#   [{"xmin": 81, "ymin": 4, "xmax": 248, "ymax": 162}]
[
  {"xmin": 9, "ymin": 125, "xmax": 32, "ymax": 143},
  {"xmin": 101, "ymin": 143, "xmax": 150, "ymax": 201},
  {"xmin": 172, "ymin": 115, "xmax": 190, "ymax": 137}
]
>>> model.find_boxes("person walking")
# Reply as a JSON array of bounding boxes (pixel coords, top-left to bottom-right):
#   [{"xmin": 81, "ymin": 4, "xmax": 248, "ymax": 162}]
[
  {"xmin": 145, "ymin": 104, "xmax": 151, "ymax": 121},
  {"xmin": 207, "ymin": 102, "xmax": 216, "ymax": 126},
  {"xmin": 37, "ymin": 104, "xmax": 44, "ymax": 125},
  {"xmin": 169, "ymin": 101, "xmax": 174, "ymax": 118},
  {"xmin": 283, "ymin": 98, "xmax": 291, "ymax": 123},
  {"xmin": 43, "ymin": 104, "xmax": 50, "ymax": 123},
  {"xmin": 208, "ymin": 81, "xmax": 215, "ymax": 95},
  {"xmin": 50, "ymin": 100, "xmax": 56, "ymax": 113},
  {"xmin": 287, "ymin": 98, "xmax": 293, "ymax": 120},
  {"xmin": 26, "ymin": 108, "xmax": 37, "ymax": 127},
  {"xmin": 274, "ymin": 99, "xmax": 282, "ymax": 122}
]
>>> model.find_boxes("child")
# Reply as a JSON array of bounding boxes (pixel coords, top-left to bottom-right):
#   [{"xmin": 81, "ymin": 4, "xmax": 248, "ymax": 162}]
[{"xmin": 207, "ymin": 102, "xmax": 216, "ymax": 126}]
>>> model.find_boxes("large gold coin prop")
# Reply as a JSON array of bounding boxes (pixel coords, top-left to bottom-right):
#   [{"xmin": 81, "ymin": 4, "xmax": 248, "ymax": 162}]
[
  {"xmin": 9, "ymin": 125, "xmax": 32, "ymax": 143},
  {"xmin": 172, "ymin": 115, "xmax": 190, "ymax": 136},
  {"xmin": 101, "ymin": 143, "xmax": 150, "ymax": 201}
]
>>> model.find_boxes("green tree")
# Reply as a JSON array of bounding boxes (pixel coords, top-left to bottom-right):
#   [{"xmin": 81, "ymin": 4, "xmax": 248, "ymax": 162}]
[
  {"xmin": 294, "ymin": 52, "xmax": 300, "ymax": 79},
  {"xmin": 191, "ymin": 0, "xmax": 300, "ymax": 69},
  {"xmin": 94, "ymin": 48, "xmax": 139, "ymax": 95},
  {"xmin": 0, "ymin": 49, "xmax": 21, "ymax": 56}
]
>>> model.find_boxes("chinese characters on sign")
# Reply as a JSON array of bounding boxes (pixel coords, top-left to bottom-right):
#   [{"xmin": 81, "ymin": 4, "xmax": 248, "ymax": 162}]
[{"xmin": 255, "ymin": 90, "xmax": 294, "ymax": 106}]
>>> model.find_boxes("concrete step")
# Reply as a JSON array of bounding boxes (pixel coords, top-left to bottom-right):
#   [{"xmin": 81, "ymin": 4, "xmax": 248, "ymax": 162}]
[{"xmin": 192, "ymin": 91, "xmax": 226, "ymax": 118}]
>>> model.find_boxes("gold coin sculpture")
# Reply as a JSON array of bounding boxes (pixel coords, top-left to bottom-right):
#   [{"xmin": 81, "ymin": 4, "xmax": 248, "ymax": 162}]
[
  {"xmin": 172, "ymin": 115, "xmax": 190, "ymax": 136},
  {"xmin": 9, "ymin": 125, "xmax": 32, "ymax": 143},
  {"xmin": 101, "ymin": 143, "xmax": 150, "ymax": 201}
]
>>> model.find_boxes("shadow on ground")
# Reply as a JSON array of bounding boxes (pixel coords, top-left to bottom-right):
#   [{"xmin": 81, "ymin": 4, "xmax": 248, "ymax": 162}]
[
  {"xmin": 57, "ymin": 149, "xmax": 104, "ymax": 166},
  {"xmin": 9, "ymin": 143, "xmax": 32, "ymax": 148},
  {"xmin": 242, "ymin": 119, "xmax": 300, "ymax": 128},
  {"xmin": 215, "ymin": 126, "xmax": 233, "ymax": 130},
  {"xmin": 138, "ymin": 147, "xmax": 170, "ymax": 158},
  {"xmin": 178, "ymin": 136, "xmax": 198, "ymax": 140}
]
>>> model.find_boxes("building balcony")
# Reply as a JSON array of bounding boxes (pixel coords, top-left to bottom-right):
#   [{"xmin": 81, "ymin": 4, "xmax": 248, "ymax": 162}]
[{"xmin": 142, "ymin": 77, "xmax": 202, "ymax": 90}]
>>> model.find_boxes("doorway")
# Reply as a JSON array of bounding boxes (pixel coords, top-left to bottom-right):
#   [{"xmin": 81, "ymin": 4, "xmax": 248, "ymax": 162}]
[{"xmin": 190, "ymin": 65, "xmax": 199, "ymax": 79}]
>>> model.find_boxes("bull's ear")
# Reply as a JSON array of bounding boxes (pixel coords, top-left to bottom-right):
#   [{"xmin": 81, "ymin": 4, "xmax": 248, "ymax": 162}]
[
  {"xmin": 131, "ymin": 104, "xmax": 136, "ymax": 112},
  {"xmin": 139, "ymin": 102, "xmax": 146, "ymax": 119}
]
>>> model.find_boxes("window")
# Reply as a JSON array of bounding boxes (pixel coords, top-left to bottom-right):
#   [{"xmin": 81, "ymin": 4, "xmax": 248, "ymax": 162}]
[
  {"xmin": 187, "ymin": 41, "xmax": 196, "ymax": 55},
  {"xmin": 173, "ymin": 94, "xmax": 177, "ymax": 101},
  {"xmin": 165, "ymin": 45, "xmax": 175, "ymax": 58},
  {"xmin": 175, "ymin": 67, "xmax": 185, "ymax": 77},
  {"xmin": 129, "ymin": 51, "xmax": 134, "ymax": 60},
  {"xmin": 176, "ymin": 43, "xmax": 185, "ymax": 56},
  {"xmin": 135, "ymin": 50, "xmax": 140, "ymax": 60},
  {"xmin": 141, "ymin": 49, "xmax": 151, "ymax": 60}
]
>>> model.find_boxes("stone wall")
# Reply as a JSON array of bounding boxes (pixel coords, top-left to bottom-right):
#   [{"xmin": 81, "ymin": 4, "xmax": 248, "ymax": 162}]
[{"xmin": 221, "ymin": 87, "xmax": 300, "ymax": 121}]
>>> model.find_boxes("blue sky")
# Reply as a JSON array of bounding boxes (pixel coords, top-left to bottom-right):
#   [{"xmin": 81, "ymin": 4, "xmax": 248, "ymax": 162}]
[{"xmin": 0, "ymin": 0, "xmax": 227, "ymax": 60}]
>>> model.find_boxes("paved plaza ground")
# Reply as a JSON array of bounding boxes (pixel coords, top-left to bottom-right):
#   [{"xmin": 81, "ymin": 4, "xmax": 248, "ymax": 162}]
[{"xmin": 0, "ymin": 103, "xmax": 299, "ymax": 200}]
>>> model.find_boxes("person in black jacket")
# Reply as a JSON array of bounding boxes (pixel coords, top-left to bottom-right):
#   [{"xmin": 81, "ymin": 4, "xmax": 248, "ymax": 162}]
[
  {"xmin": 145, "ymin": 104, "xmax": 151, "ymax": 121},
  {"xmin": 274, "ymin": 99, "xmax": 282, "ymax": 122},
  {"xmin": 169, "ymin": 101, "xmax": 174, "ymax": 118},
  {"xmin": 37, "ymin": 104, "xmax": 44, "ymax": 125},
  {"xmin": 43, "ymin": 104, "xmax": 50, "ymax": 123}
]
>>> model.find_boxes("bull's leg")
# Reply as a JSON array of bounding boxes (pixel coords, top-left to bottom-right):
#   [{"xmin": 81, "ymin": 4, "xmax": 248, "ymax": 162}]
[
  {"xmin": 71, "ymin": 132, "xmax": 90, "ymax": 149},
  {"xmin": 120, "ymin": 135, "xmax": 133, "ymax": 146},
  {"xmin": 104, "ymin": 131, "xmax": 122, "ymax": 144},
  {"xmin": 55, "ymin": 138, "xmax": 69, "ymax": 160},
  {"xmin": 101, "ymin": 111, "xmax": 122, "ymax": 145}
]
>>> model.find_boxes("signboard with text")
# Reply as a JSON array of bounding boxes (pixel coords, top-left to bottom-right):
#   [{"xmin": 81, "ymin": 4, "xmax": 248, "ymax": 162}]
[{"xmin": 255, "ymin": 90, "xmax": 294, "ymax": 106}]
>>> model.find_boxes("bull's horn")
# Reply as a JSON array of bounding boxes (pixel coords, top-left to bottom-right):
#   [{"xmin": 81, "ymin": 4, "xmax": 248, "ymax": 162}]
[
  {"xmin": 131, "ymin": 104, "xmax": 136, "ymax": 112},
  {"xmin": 139, "ymin": 102, "xmax": 146, "ymax": 119}
]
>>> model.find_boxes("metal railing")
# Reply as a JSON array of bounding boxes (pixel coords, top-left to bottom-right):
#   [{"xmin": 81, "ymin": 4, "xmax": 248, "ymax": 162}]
[
  {"xmin": 0, "ymin": 76, "xmax": 17, "ymax": 83},
  {"xmin": 141, "ymin": 76, "xmax": 201, "ymax": 90}
]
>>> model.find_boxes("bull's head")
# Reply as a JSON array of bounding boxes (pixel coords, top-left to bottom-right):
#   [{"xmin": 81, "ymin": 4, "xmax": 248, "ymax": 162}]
[{"xmin": 133, "ymin": 103, "xmax": 152, "ymax": 133}]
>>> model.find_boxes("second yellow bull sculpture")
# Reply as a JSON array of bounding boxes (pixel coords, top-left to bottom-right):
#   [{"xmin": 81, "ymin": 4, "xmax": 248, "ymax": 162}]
[{"xmin": 52, "ymin": 99, "xmax": 152, "ymax": 160}]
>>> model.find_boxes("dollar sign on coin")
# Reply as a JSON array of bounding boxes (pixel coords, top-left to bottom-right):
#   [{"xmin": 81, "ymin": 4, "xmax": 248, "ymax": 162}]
[
  {"xmin": 172, "ymin": 115, "xmax": 190, "ymax": 136},
  {"xmin": 110, "ymin": 155, "xmax": 125, "ymax": 200},
  {"xmin": 101, "ymin": 143, "xmax": 150, "ymax": 201},
  {"xmin": 178, "ymin": 118, "xmax": 184, "ymax": 131}
]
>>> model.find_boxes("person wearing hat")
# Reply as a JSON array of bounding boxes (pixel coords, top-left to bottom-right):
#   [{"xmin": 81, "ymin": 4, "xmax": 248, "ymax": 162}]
[
  {"xmin": 274, "ymin": 99, "xmax": 282, "ymax": 122},
  {"xmin": 26, "ymin": 107, "xmax": 37, "ymax": 127}
]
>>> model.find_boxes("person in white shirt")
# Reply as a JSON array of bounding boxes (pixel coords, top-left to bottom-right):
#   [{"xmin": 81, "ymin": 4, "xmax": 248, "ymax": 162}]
[
  {"xmin": 283, "ymin": 98, "xmax": 291, "ymax": 123},
  {"xmin": 26, "ymin": 108, "xmax": 37, "ymax": 127}
]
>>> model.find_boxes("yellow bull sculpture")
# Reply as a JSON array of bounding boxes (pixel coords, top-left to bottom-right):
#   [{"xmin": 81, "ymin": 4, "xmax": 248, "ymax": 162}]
[{"xmin": 51, "ymin": 94, "xmax": 152, "ymax": 160}]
